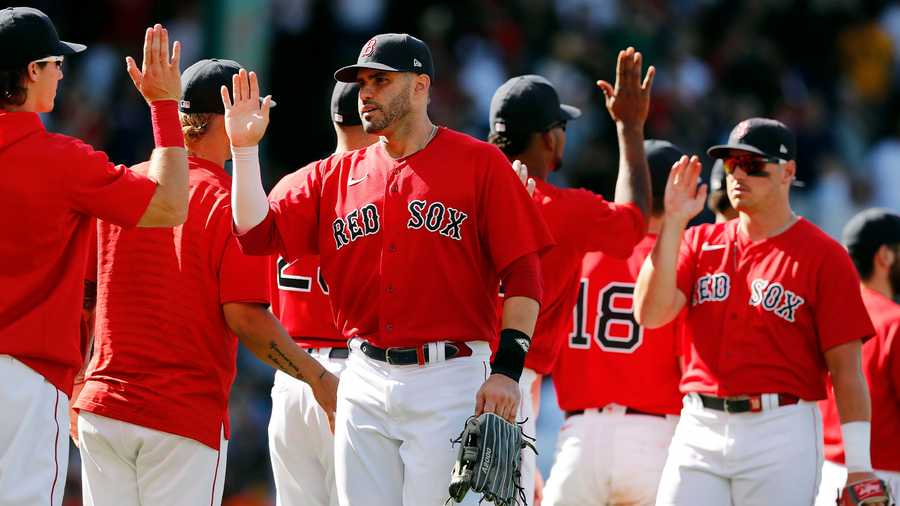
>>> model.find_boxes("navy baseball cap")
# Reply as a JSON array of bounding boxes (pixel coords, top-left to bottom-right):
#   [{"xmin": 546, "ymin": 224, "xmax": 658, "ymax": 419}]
[
  {"xmin": 843, "ymin": 208, "xmax": 900, "ymax": 262},
  {"xmin": 331, "ymin": 82, "xmax": 361, "ymax": 126},
  {"xmin": 708, "ymin": 118, "xmax": 797, "ymax": 161},
  {"xmin": 489, "ymin": 75, "xmax": 581, "ymax": 137},
  {"xmin": 645, "ymin": 139, "xmax": 684, "ymax": 199},
  {"xmin": 335, "ymin": 33, "xmax": 434, "ymax": 83},
  {"xmin": 179, "ymin": 59, "xmax": 275, "ymax": 114},
  {"xmin": 0, "ymin": 7, "xmax": 85, "ymax": 69}
]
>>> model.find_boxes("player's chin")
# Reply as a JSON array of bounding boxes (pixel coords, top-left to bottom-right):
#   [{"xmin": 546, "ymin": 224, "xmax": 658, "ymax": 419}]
[{"xmin": 362, "ymin": 118, "xmax": 386, "ymax": 134}]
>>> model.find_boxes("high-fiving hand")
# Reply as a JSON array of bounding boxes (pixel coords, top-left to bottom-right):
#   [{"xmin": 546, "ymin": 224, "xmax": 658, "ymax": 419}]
[
  {"xmin": 596, "ymin": 47, "xmax": 655, "ymax": 128},
  {"xmin": 221, "ymin": 69, "xmax": 274, "ymax": 148},
  {"xmin": 664, "ymin": 155, "xmax": 707, "ymax": 226},
  {"xmin": 126, "ymin": 24, "xmax": 182, "ymax": 104}
]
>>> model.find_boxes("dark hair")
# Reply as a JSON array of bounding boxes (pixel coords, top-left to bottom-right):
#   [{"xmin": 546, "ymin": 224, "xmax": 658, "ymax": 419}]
[
  {"xmin": 488, "ymin": 130, "xmax": 531, "ymax": 158},
  {"xmin": 847, "ymin": 244, "xmax": 898, "ymax": 281},
  {"xmin": 0, "ymin": 66, "xmax": 30, "ymax": 108}
]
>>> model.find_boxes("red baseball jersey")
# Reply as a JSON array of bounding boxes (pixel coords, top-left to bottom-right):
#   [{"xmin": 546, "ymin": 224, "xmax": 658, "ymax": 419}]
[
  {"xmin": 269, "ymin": 254, "xmax": 342, "ymax": 347},
  {"xmin": 237, "ymin": 127, "xmax": 554, "ymax": 347},
  {"xmin": 0, "ymin": 112, "xmax": 156, "ymax": 395},
  {"xmin": 75, "ymin": 157, "xmax": 269, "ymax": 450},
  {"xmin": 821, "ymin": 287, "xmax": 900, "ymax": 471},
  {"xmin": 553, "ymin": 234, "xmax": 684, "ymax": 414},
  {"xmin": 519, "ymin": 179, "xmax": 644, "ymax": 374},
  {"xmin": 675, "ymin": 218, "xmax": 874, "ymax": 400}
]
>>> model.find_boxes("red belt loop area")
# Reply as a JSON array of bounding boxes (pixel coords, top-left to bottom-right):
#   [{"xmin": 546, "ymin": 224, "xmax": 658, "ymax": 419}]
[{"xmin": 416, "ymin": 345, "xmax": 426, "ymax": 367}]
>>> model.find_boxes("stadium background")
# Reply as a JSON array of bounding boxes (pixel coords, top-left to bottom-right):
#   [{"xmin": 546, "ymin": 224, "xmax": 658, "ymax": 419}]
[{"xmin": 5, "ymin": 0, "xmax": 900, "ymax": 504}]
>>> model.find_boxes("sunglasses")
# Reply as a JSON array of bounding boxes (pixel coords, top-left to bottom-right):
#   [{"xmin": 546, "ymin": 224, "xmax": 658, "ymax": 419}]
[
  {"xmin": 722, "ymin": 156, "xmax": 786, "ymax": 177},
  {"xmin": 32, "ymin": 55, "xmax": 64, "ymax": 68},
  {"xmin": 545, "ymin": 120, "xmax": 567, "ymax": 132}
]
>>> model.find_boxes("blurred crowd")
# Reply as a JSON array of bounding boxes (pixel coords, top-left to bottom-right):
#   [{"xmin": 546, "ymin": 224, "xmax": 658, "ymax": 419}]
[{"xmin": 12, "ymin": 0, "xmax": 898, "ymax": 504}]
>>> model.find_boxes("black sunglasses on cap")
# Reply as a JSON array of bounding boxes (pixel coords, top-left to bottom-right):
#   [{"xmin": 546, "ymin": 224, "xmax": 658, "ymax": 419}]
[
  {"xmin": 723, "ymin": 156, "xmax": 787, "ymax": 177},
  {"xmin": 544, "ymin": 120, "xmax": 567, "ymax": 132}
]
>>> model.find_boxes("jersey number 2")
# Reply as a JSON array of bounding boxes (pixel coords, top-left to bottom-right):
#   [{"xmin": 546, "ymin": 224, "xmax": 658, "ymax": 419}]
[
  {"xmin": 276, "ymin": 257, "xmax": 329, "ymax": 294},
  {"xmin": 569, "ymin": 279, "xmax": 643, "ymax": 353}
]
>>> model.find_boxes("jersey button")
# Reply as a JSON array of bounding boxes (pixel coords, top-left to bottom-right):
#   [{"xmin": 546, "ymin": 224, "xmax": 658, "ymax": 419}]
[
  {"xmin": 390, "ymin": 184, "xmax": 399, "ymax": 193},
  {"xmin": 387, "ymin": 243, "xmax": 397, "ymax": 252},
  {"xmin": 386, "ymin": 324, "xmax": 394, "ymax": 332},
  {"xmin": 386, "ymin": 285, "xmax": 394, "ymax": 294}
]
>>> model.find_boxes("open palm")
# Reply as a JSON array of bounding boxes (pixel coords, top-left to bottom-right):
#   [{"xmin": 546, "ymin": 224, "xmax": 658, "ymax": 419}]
[
  {"xmin": 664, "ymin": 155, "xmax": 707, "ymax": 225},
  {"xmin": 221, "ymin": 69, "xmax": 272, "ymax": 148}
]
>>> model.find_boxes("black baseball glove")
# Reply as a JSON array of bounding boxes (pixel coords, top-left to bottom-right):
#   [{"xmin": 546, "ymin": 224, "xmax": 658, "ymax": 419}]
[{"xmin": 447, "ymin": 413, "xmax": 536, "ymax": 506}]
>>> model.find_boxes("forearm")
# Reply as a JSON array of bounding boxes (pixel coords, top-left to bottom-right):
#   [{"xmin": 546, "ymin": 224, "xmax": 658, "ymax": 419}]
[
  {"xmin": 635, "ymin": 217, "xmax": 686, "ymax": 328},
  {"xmin": 502, "ymin": 296, "xmax": 540, "ymax": 336},
  {"xmin": 613, "ymin": 122, "xmax": 651, "ymax": 218},
  {"xmin": 227, "ymin": 304, "xmax": 326, "ymax": 384},
  {"xmin": 830, "ymin": 361, "xmax": 871, "ymax": 423},
  {"xmin": 231, "ymin": 145, "xmax": 270, "ymax": 234}
]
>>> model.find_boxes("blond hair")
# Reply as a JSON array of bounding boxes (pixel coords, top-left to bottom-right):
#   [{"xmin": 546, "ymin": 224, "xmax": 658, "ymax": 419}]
[{"xmin": 179, "ymin": 112, "xmax": 215, "ymax": 142}]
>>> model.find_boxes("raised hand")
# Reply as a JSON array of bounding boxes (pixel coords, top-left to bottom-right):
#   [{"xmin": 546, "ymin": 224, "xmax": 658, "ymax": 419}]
[
  {"xmin": 126, "ymin": 24, "xmax": 181, "ymax": 103},
  {"xmin": 512, "ymin": 160, "xmax": 536, "ymax": 197},
  {"xmin": 221, "ymin": 69, "xmax": 273, "ymax": 148},
  {"xmin": 664, "ymin": 155, "xmax": 707, "ymax": 226},
  {"xmin": 596, "ymin": 47, "xmax": 655, "ymax": 128}
]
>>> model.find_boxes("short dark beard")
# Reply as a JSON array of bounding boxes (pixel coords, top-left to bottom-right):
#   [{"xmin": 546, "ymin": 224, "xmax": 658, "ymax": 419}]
[{"xmin": 362, "ymin": 84, "xmax": 411, "ymax": 134}]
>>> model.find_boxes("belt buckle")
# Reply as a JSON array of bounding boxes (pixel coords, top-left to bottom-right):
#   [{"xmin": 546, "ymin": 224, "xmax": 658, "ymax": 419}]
[
  {"xmin": 384, "ymin": 347, "xmax": 402, "ymax": 365},
  {"xmin": 722, "ymin": 398, "xmax": 735, "ymax": 413}
]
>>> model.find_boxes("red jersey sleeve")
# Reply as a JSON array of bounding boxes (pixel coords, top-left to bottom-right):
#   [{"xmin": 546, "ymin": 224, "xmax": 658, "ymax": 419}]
[
  {"xmin": 236, "ymin": 163, "xmax": 321, "ymax": 260},
  {"xmin": 815, "ymin": 244, "xmax": 875, "ymax": 351},
  {"xmin": 219, "ymin": 234, "xmax": 270, "ymax": 305},
  {"xmin": 477, "ymin": 146, "xmax": 554, "ymax": 272},
  {"xmin": 65, "ymin": 140, "xmax": 157, "ymax": 228},
  {"xmin": 675, "ymin": 226, "xmax": 699, "ymax": 300},
  {"xmin": 570, "ymin": 194, "xmax": 646, "ymax": 258}
]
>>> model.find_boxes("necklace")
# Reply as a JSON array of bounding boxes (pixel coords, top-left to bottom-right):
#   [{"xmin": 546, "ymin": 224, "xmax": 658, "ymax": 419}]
[{"xmin": 382, "ymin": 123, "xmax": 438, "ymax": 159}]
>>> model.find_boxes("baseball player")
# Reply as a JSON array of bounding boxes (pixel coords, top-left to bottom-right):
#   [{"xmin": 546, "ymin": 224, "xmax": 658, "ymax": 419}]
[
  {"xmin": 486, "ymin": 47, "xmax": 654, "ymax": 503},
  {"xmin": 816, "ymin": 208, "xmax": 900, "ymax": 504},
  {"xmin": 542, "ymin": 140, "xmax": 685, "ymax": 506},
  {"xmin": 708, "ymin": 159, "xmax": 738, "ymax": 223},
  {"xmin": 267, "ymin": 81, "xmax": 377, "ymax": 506},
  {"xmin": 72, "ymin": 59, "xmax": 338, "ymax": 506},
  {"xmin": 634, "ymin": 118, "xmax": 880, "ymax": 505},
  {"xmin": 0, "ymin": 12, "xmax": 188, "ymax": 505},
  {"xmin": 230, "ymin": 33, "xmax": 554, "ymax": 505}
]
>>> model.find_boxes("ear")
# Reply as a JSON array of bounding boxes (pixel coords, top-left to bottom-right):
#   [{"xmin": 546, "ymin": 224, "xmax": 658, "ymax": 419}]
[
  {"xmin": 783, "ymin": 160, "xmax": 797, "ymax": 185},
  {"xmin": 414, "ymin": 74, "xmax": 430, "ymax": 96},
  {"xmin": 876, "ymin": 244, "xmax": 896, "ymax": 269},
  {"xmin": 540, "ymin": 130, "xmax": 555, "ymax": 151},
  {"xmin": 26, "ymin": 62, "xmax": 41, "ymax": 83}
]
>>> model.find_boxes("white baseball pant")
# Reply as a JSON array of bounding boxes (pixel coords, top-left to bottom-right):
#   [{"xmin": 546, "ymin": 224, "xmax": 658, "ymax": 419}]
[
  {"xmin": 0, "ymin": 355, "xmax": 68, "ymax": 506},
  {"xmin": 516, "ymin": 367, "xmax": 538, "ymax": 505},
  {"xmin": 334, "ymin": 339, "xmax": 494, "ymax": 506},
  {"xmin": 268, "ymin": 349, "xmax": 347, "ymax": 506},
  {"xmin": 77, "ymin": 412, "xmax": 227, "ymax": 506},
  {"xmin": 816, "ymin": 459, "xmax": 900, "ymax": 505},
  {"xmin": 541, "ymin": 405, "xmax": 677, "ymax": 506},
  {"xmin": 656, "ymin": 393, "xmax": 823, "ymax": 506}
]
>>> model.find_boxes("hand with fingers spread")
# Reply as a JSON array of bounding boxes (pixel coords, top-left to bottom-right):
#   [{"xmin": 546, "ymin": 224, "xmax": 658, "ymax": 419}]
[
  {"xmin": 126, "ymin": 24, "xmax": 182, "ymax": 103},
  {"xmin": 664, "ymin": 155, "xmax": 707, "ymax": 226},
  {"xmin": 596, "ymin": 46, "xmax": 655, "ymax": 129},
  {"xmin": 222, "ymin": 69, "xmax": 273, "ymax": 148},
  {"xmin": 512, "ymin": 159, "xmax": 537, "ymax": 197},
  {"xmin": 475, "ymin": 373, "xmax": 521, "ymax": 423}
]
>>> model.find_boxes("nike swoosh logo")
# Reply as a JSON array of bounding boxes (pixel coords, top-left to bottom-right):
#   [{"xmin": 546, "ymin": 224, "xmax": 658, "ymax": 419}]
[
  {"xmin": 701, "ymin": 242, "xmax": 726, "ymax": 251},
  {"xmin": 348, "ymin": 174, "xmax": 368, "ymax": 187}
]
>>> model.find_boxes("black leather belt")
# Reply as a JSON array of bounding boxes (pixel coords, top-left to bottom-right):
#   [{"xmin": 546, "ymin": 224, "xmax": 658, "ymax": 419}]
[
  {"xmin": 565, "ymin": 407, "xmax": 665, "ymax": 419},
  {"xmin": 307, "ymin": 347, "xmax": 350, "ymax": 359},
  {"xmin": 697, "ymin": 393, "xmax": 799, "ymax": 413},
  {"xmin": 357, "ymin": 341, "xmax": 472, "ymax": 366}
]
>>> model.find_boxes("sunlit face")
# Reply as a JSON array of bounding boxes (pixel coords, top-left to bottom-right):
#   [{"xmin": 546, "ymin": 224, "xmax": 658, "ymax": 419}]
[
  {"xmin": 28, "ymin": 56, "xmax": 64, "ymax": 113},
  {"xmin": 723, "ymin": 154, "xmax": 792, "ymax": 212},
  {"xmin": 355, "ymin": 69, "xmax": 413, "ymax": 134}
]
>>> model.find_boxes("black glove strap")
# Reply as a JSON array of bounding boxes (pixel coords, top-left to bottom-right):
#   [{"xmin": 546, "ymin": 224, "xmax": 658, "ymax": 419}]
[{"xmin": 491, "ymin": 328, "xmax": 530, "ymax": 383}]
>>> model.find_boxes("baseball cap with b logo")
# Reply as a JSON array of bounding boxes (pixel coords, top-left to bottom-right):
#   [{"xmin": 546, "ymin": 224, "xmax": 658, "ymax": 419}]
[
  {"xmin": 707, "ymin": 117, "xmax": 797, "ymax": 161},
  {"xmin": 334, "ymin": 33, "xmax": 434, "ymax": 83},
  {"xmin": 0, "ymin": 7, "xmax": 85, "ymax": 69},
  {"xmin": 179, "ymin": 59, "xmax": 276, "ymax": 114}
]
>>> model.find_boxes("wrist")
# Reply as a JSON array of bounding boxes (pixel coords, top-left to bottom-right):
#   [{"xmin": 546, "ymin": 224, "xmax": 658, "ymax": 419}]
[
  {"xmin": 149, "ymin": 100, "xmax": 184, "ymax": 149},
  {"xmin": 842, "ymin": 421, "xmax": 873, "ymax": 473},
  {"xmin": 491, "ymin": 329, "xmax": 529, "ymax": 383},
  {"xmin": 616, "ymin": 121, "xmax": 645, "ymax": 136},
  {"xmin": 231, "ymin": 144, "xmax": 259, "ymax": 158}
]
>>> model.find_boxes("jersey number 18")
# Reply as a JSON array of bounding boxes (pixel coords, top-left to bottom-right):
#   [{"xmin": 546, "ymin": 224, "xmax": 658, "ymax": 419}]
[{"xmin": 569, "ymin": 279, "xmax": 643, "ymax": 353}]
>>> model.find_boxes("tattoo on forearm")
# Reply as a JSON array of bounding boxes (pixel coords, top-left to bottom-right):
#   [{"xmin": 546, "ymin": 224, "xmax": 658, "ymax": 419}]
[{"xmin": 268, "ymin": 341, "xmax": 303, "ymax": 381}]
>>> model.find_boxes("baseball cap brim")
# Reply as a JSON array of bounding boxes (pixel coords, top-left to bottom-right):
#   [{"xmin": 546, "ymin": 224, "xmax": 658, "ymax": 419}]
[
  {"xmin": 57, "ymin": 40, "xmax": 86, "ymax": 55},
  {"xmin": 561, "ymin": 104, "xmax": 581, "ymax": 121},
  {"xmin": 707, "ymin": 143, "xmax": 767, "ymax": 159},
  {"xmin": 334, "ymin": 62, "xmax": 402, "ymax": 83}
]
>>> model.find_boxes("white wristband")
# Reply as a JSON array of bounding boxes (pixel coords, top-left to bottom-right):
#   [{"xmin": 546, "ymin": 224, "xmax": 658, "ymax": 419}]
[
  {"xmin": 841, "ymin": 421, "xmax": 873, "ymax": 473},
  {"xmin": 231, "ymin": 145, "xmax": 269, "ymax": 234}
]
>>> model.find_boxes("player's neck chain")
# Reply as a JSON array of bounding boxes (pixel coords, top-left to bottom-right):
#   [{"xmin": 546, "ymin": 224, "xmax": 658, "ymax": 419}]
[{"xmin": 383, "ymin": 123, "xmax": 438, "ymax": 160}]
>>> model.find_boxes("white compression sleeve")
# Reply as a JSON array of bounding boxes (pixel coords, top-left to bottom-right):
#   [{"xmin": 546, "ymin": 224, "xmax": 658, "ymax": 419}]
[
  {"xmin": 231, "ymin": 145, "xmax": 269, "ymax": 234},
  {"xmin": 841, "ymin": 421, "xmax": 873, "ymax": 473}
]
